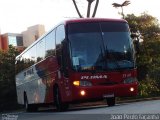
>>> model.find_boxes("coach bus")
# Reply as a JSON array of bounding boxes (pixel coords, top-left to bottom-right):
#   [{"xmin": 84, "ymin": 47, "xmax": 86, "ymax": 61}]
[{"xmin": 15, "ymin": 18, "xmax": 138, "ymax": 112}]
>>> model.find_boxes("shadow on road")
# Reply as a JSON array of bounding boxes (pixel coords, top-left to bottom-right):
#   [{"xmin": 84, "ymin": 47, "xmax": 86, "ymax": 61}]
[{"xmin": 35, "ymin": 102, "xmax": 123, "ymax": 113}]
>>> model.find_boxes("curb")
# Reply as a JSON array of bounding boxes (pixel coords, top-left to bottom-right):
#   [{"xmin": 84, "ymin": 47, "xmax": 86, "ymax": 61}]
[
  {"xmin": 73, "ymin": 97, "xmax": 160, "ymax": 108},
  {"xmin": 117, "ymin": 97, "xmax": 160, "ymax": 104}
]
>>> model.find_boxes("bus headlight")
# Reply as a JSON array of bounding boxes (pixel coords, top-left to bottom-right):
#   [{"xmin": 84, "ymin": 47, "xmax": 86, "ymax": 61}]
[
  {"xmin": 123, "ymin": 77, "xmax": 137, "ymax": 84},
  {"xmin": 73, "ymin": 81, "xmax": 80, "ymax": 86},
  {"xmin": 73, "ymin": 80, "xmax": 92, "ymax": 86}
]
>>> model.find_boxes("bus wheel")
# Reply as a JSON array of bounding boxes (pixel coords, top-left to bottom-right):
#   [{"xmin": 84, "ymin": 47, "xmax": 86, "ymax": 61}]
[
  {"xmin": 24, "ymin": 94, "xmax": 37, "ymax": 112},
  {"xmin": 54, "ymin": 87, "xmax": 69, "ymax": 111},
  {"xmin": 106, "ymin": 97, "xmax": 115, "ymax": 106}
]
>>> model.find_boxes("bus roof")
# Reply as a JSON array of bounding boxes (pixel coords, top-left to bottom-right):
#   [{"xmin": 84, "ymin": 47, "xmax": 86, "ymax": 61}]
[
  {"xmin": 16, "ymin": 18, "xmax": 127, "ymax": 59},
  {"xmin": 64, "ymin": 18, "xmax": 127, "ymax": 24}
]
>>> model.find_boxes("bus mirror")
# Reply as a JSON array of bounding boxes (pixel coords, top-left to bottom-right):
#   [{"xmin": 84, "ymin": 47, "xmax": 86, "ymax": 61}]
[
  {"xmin": 60, "ymin": 67, "xmax": 69, "ymax": 78},
  {"xmin": 57, "ymin": 55, "xmax": 62, "ymax": 66},
  {"xmin": 131, "ymin": 33, "xmax": 140, "ymax": 54},
  {"xmin": 133, "ymin": 40, "xmax": 140, "ymax": 54},
  {"xmin": 64, "ymin": 67, "xmax": 69, "ymax": 78},
  {"xmin": 58, "ymin": 55, "xmax": 69, "ymax": 78}
]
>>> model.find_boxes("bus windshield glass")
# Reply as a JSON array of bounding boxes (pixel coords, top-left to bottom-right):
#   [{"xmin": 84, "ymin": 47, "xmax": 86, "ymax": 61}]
[{"xmin": 68, "ymin": 21, "xmax": 135, "ymax": 71}]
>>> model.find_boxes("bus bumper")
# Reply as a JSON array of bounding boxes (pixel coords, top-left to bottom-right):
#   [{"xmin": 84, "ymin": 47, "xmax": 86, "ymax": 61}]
[{"xmin": 72, "ymin": 83, "xmax": 138, "ymax": 102}]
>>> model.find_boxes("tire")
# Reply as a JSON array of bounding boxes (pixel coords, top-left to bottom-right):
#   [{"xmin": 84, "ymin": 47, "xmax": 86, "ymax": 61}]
[
  {"xmin": 54, "ymin": 87, "xmax": 69, "ymax": 111},
  {"xmin": 106, "ymin": 97, "xmax": 115, "ymax": 106},
  {"xmin": 24, "ymin": 94, "xmax": 38, "ymax": 112}
]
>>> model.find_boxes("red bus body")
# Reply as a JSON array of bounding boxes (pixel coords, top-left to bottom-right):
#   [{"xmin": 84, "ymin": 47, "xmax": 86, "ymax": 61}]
[{"xmin": 15, "ymin": 18, "xmax": 138, "ymax": 111}]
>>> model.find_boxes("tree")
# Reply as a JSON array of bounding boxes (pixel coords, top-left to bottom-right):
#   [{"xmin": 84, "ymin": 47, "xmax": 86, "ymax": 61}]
[
  {"xmin": 112, "ymin": 0, "xmax": 130, "ymax": 19},
  {"xmin": 125, "ymin": 13, "xmax": 160, "ymax": 97},
  {"xmin": 125, "ymin": 13, "xmax": 160, "ymax": 40},
  {"xmin": 72, "ymin": 0, "xmax": 99, "ymax": 18},
  {"xmin": 72, "ymin": 0, "xmax": 83, "ymax": 18},
  {"xmin": 0, "ymin": 45, "xmax": 19, "ymax": 111}
]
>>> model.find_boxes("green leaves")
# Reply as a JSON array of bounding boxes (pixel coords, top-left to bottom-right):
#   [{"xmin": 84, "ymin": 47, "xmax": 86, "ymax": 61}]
[
  {"xmin": 0, "ymin": 46, "xmax": 19, "ymax": 111},
  {"xmin": 139, "ymin": 77, "xmax": 160, "ymax": 97},
  {"xmin": 125, "ymin": 12, "xmax": 160, "ymax": 40},
  {"xmin": 126, "ymin": 13, "xmax": 160, "ymax": 97}
]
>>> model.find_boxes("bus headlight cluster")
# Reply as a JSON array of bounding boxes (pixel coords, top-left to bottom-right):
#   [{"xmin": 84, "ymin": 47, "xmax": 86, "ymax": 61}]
[
  {"xmin": 73, "ymin": 80, "xmax": 92, "ymax": 86},
  {"xmin": 123, "ymin": 77, "xmax": 137, "ymax": 84}
]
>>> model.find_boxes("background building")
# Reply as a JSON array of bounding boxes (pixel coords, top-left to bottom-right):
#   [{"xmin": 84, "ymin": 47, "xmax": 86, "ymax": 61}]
[
  {"xmin": 1, "ymin": 33, "xmax": 24, "ymax": 52},
  {"xmin": 0, "ymin": 33, "xmax": 8, "ymax": 51},
  {"xmin": 22, "ymin": 25, "xmax": 45, "ymax": 47},
  {"xmin": 0, "ymin": 24, "xmax": 45, "ymax": 52}
]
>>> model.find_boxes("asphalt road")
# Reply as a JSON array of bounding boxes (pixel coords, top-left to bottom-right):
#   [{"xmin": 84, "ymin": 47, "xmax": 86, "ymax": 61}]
[{"xmin": 1, "ymin": 100, "xmax": 160, "ymax": 120}]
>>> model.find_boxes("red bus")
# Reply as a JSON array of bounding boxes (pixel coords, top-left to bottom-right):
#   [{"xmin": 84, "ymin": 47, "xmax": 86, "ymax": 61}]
[{"xmin": 15, "ymin": 18, "xmax": 138, "ymax": 112}]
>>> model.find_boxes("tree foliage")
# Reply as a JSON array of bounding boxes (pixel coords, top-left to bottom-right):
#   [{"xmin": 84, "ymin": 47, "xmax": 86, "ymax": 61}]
[
  {"xmin": 0, "ymin": 45, "xmax": 19, "ymax": 111},
  {"xmin": 112, "ymin": 1, "xmax": 130, "ymax": 19},
  {"xmin": 125, "ymin": 13, "xmax": 160, "ymax": 97},
  {"xmin": 125, "ymin": 13, "xmax": 160, "ymax": 39}
]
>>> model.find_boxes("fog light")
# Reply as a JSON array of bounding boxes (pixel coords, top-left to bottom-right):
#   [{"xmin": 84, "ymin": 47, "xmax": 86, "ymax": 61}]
[
  {"xmin": 80, "ymin": 90, "xmax": 86, "ymax": 96},
  {"xmin": 130, "ymin": 87, "xmax": 134, "ymax": 92}
]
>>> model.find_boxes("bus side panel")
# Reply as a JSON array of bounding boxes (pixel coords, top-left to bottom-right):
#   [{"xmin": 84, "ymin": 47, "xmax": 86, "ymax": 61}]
[
  {"xmin": 16, "ymin": 72, "xmax": 26, "ymax": 105},
  {"xmin": 16, "ymin": 65, "xmax": 47, "ymax": 104},
  {"xmin": 16, "ymin": 56, "xmax": 59, "ymax": 105},
  {"xmin": 41, "ymin": 56, "xmax": 59, "ymax": 103},
  {"xmin": 34, "ymin": 56, "xmax": 59, "ymax": 104}
]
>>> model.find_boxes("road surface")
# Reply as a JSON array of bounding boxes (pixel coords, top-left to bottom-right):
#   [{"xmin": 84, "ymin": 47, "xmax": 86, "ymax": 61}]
[{"xmin": 1, "ymin": 100, "xmax": 160, "ymax": 120}]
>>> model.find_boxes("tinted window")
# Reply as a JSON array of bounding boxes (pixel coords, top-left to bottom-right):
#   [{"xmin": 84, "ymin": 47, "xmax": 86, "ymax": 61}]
[
  {"xmin": 16, "ymin": 36, "xmax": 23, "ymax": 46},
  {"xmin": 101, "ymin": 22, "xmax": 134, "ymax": 69},
  {"xmin": 15, "ymin": 56, "xmax": 23, "ymax": 74},
  {"xmin": 68, "ymin": 22, "xmax": 100, "ymax": 34},
  {"xmin": 45, "ymin": 30, "xmax": 56, "ymax": 58},
  {"xmin": 56, "ymin": 25, "xmax": 65, "ymax": 48},
  {"xmin": 30, "ymin": 46, "xmax": 37, "ymax": 63},
  {"xmin": 68, "ymin": 22, "xmax": 135, "ymax": 71},
  {"xmin": 22, "ymin": 51, "xmax": 30, "ymax": 69},
  {"xmin": 101, "ymin": 22, "xmax": 129, "ymax": 32},
  {"xmin": 36, "ymin": 38, "xmax": 45, "ymax": 62},
  {"xmin": 68, "ymin": 22, "xmax": 104, "ymax": 71},
  {"xmin": 69, "ymin": 33, "xmax": 104, "ymax": 71},
  {"xmin": 8, "ymin": 36, "xmax": 17, "ymax": 46}
]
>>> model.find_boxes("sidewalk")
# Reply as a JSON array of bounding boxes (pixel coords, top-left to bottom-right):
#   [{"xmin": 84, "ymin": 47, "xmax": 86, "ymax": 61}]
[
  {"xmin": 72, "ymin": 96, "xmax": 160, "ymax": 108},
  {"xmin": 117, "ymin": 96, "xmax": 160, "ymax": 104}
]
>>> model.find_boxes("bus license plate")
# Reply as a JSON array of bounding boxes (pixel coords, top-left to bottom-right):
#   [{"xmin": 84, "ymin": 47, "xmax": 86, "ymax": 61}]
[{"xmin": 103, "ymin": 94, "xmax": 114, "ymax": 98}]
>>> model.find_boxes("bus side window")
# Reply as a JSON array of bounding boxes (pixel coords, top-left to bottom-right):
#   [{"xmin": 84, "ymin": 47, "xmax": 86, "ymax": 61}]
[
  {"xmin": 15, "ymin": 57, "xmax": 21, "ymax": 74},
  {"xmin": 36, "ymin": 38, "xmax": 45, "ymax": 62},
  {"xmin": 56, "ymin": 25, "xmax": 65, "ymax": 49},
  {"xmin": 45, "ymin": 29, "xmax": 56, "ymax": 58},
  {"xmin": 56, "ymin": 25, "xmax": 65, "ymax": 66}
]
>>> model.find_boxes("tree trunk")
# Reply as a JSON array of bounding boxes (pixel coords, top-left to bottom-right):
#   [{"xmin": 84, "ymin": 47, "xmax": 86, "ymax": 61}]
[
  {"xmin": 121, "ymin": 6, "xmax": 124, "ymax": 19},
  {"xmin": 87, "ymin": 2, "xmax": 92, "ymax": 17},
  {"xmin": 72, "ymin": 0, "xmax": 83, "ymax": 18},
  {"xmin": 92, "ymin": 0, "xmax": 99, "ymax": 17}
]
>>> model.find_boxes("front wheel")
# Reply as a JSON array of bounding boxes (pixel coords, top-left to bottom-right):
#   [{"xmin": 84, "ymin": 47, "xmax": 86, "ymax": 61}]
[
  {"xmin": 54, "ymin": 87, "xmax": 69, "ymax": 111},
  {"xmin": 106, "ymin": 97, "xmax": 115, "ymax": 106},
  {"xmin": 24, "ymin": 94, "xmax": 38, "ymax": 112}
]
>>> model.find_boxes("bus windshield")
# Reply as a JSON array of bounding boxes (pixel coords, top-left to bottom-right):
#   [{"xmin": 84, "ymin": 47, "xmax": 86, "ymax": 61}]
[{"xmin": 68, "ymin": 21, "xmax": 135, "ymax": 71}]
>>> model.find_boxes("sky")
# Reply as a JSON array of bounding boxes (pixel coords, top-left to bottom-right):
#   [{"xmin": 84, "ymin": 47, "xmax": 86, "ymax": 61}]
[{"xmin": 0, "ymin": 0, "xmax": 160, "ymax": 34}]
